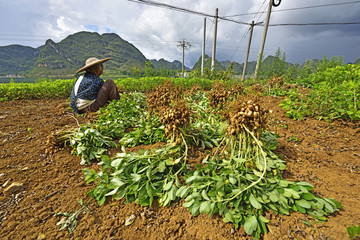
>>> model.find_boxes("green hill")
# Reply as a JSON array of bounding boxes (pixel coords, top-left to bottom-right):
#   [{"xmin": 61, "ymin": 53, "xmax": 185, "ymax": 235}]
[
  {"xmin": 192, "ymin": 55, "xmax": 225, "ymax": 71},
  {"xmin": 150, "ymin": 58, "xmax": 189, "ymax": 70},
  {"xmin": 0, "ymin": 45, "xmax": 39, "ymax": 76},
  {"xmin": 0, "ymin": 31, "xmax": 148, "ymax": 77}
]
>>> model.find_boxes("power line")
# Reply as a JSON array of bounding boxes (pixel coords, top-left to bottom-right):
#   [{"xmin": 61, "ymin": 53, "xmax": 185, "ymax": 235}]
[
  {"xmin": 267, "ymin": 22, "xmax": 360, "ymax": 27},
  {"xmin": 224, "ymin": 0, "xmax": 360, "ymax": 18},
  {"xmin": 127, "ymin": 0, "xmax": 251, "ymax": 25}
]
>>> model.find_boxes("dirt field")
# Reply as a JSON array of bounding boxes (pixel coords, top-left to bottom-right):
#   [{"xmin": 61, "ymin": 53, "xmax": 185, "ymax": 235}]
[{"xmin": 0, "ymin": 96, "xmax": 359, "ymax": 240}]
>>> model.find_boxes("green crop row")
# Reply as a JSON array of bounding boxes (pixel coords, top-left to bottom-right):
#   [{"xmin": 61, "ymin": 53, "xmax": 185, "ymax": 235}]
[
  {"xmin": 0, "ymin": 79, "xmax": 76, "ymax": 101},
  {"xmin": 0, "ymin": 77, "xmax": 216, "ymax": 101},
  {"xmin": 279, "ymin": 64, "xmax": 360, "ymax": 121}
]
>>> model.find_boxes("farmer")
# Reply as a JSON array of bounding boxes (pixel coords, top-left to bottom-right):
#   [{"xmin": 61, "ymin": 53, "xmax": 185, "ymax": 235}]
[{"xmin": 70, "ymin": 57, "xmax": 120, "ymax": 113}]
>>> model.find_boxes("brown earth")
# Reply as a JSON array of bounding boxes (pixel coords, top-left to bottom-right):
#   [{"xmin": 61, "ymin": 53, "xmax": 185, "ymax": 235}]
[{"xmin": 0, "ymin": 96, "xmax": 359, "ymax": 240}]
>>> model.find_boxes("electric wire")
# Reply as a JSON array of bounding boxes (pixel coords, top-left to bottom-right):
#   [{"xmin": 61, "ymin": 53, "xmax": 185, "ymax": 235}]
[
  {"xmin": 127, "ymin": 0, "xmax": 251, "ymax": 25},
  {"xmin": 267, "ymin": 22, "xmax": 360, "ymax": 27},
  {"xmin": 224, "ymin": 0, "xmax": 360, "ymax": 18}
]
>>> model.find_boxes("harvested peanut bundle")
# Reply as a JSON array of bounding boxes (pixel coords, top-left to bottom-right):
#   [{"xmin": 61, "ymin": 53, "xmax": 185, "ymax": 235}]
[
  {"xmin": 45, "ymin": 128, "xmax": 76, "ymax": 154},
  {"xmin": 228, "ymin": 82, "xmax": 244, "ymax": 99},
  {"xmin": 160, "ymin": 100, "xmax": 191, "ymax": 144},
  {"xmin": 249, "ymin": 83, "xmax": 265, "ymax": 94},
  {"xmin": 189, "ymin": 84, "xmax": 202, "ymax": 95},
  {"xmin": 227, "ymin": 96, "xmax": 269, "ymax": 137},
  {"xmin": 208, "ymin": 81, "xmax": 229, "ymax": 108},
  {"xmin": 146, "ymin": 80, "xmax": 183, "ymax": 113},
  {"xmin": 267, "ymin": 75, "xmax": 284, "ymax": 88}
]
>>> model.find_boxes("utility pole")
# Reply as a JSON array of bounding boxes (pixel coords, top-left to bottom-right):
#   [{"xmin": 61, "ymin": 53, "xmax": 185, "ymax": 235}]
[
  {"xmin": 242, "ymin": 21, "xmax": 255, "ymax": 81},
  {"xmin": 201, "ymin": 17, "xmax": 206, "ymax": 76},
  {"xmin": 254, "ymin": 0, "xmax": 273, "ymax": 80},
  {"xmin": 211, "ymin": 8, "xmax": 218, "ymax": 72},
  {"xmin": 177, "ymin": 39, "xmax": 191, "ymax": 77}
]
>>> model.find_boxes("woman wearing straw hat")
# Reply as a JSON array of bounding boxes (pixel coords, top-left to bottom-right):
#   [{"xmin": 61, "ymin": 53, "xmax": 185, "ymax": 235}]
[{"xmin": 70, "ymin": 57, "xmax": 120, "ymax": 113}]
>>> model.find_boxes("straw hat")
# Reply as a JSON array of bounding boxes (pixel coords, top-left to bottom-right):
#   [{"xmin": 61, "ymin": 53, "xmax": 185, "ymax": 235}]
[{"xmin": 76, "ymin": 57, "xmax": 111, "ymax": 73}]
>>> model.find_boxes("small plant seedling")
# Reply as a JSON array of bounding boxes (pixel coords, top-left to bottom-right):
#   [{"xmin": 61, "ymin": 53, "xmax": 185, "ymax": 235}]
[
  {"xmin": 347, "ymin": 224, "xmax": 360, "ymax": 239},
  {"xmin": 55, "ymin": 199, "xmax": 90, "ymax": 234},
  {"xmin": 287, "ymin": 134, "xmax": 300, "ymax": 142},
  {"xmin": 27, "ymin": 127, "xmax": 33, "ymax": 139}
]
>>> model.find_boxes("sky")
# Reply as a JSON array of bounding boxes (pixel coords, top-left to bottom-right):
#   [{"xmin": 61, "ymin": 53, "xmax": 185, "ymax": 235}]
[{"xmin": 1, "ymin": 0, "xmax": 360, "ymax": 68}]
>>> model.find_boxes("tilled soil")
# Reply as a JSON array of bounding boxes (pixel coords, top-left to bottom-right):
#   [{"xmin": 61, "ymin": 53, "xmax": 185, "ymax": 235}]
[{"xmin": 0, "ymin": 97, "xmax": 359, "ymax": 240}]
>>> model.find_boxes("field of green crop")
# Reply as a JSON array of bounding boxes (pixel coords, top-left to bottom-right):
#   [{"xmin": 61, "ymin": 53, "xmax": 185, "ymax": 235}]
[{"xmin": 0, "ymin": 62, "xmax": 359, "ymax": 239}]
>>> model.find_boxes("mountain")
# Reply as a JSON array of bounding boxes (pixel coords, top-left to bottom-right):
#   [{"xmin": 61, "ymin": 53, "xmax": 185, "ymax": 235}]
[
  {"xmin": 220, "ymin": 60, "xmax": 257, "ymax": 75},
  {"xmin": 0, "ymin": 31, "xmax": 149, "ymax": 77},
  {"xmin": 150, "ymin": 58, "xmax": 189, "ymax": 71},
  {"xmin": 354, "ymin": 58, "xmax": 360, "ymax": 65},
  {"xmin": 191, "ymin": 54, "xmax": 261, "ymax": 75},
  {"xmin": 192, "ymin": 55, "xmax": 225, "ymax": 71},
  {"xmin": 0, "ymin": 45, "xmax": 39, "ymax": 76}
]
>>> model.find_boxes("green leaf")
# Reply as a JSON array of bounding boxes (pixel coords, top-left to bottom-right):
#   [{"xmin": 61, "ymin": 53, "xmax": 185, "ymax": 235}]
[
  {"xmin": 296, "ymin": 203, "xmax": 306, "ymax": 214},
  {"xmin": 258, "ymin": 215, "xmax": 270, "ymax": 223},
  {"xmin": 190, "ymin": 201, "xmax": 201, "ymax": 216},
  {"xmin": 146, "ymin": 182, "xmax": 153, "ymax": 198},
  {"xmin": 284, "ymin": 188, "xmax": 300, "ymax": 199},
  {"xmin": 110, "ymin": 178, "xmax": 125, "ymax": 188},
  {"xmin": 186, "ymin": 175, "xmax": 199, "ymax": 184},
  {"xmin": 347, "ymin": 225, "xmax": 357, "ymax": 239},
  {"xmin": 105, "ymin": 187, "xmax": 119, "ymax": 196},
  {"xmin": 163, "ymin": 180, "xmax": 173, "ymax": 191},
  {"xmin": 296, "ymin": 199, "xmax": 311, "ymax": 209},
  {"xmin": 158, "ymin": 161, "xmax": 166, "ymax": 172},
  {"xmin": 250, "ymin": 194, "xmax": 262, "ymax": 209},
  {"xmin": 301, "ymin": 192, "xmax": 314, "ymax": 201},
  {"xmin": 278, "ymin": 180, "xmax": 290, "ymax": 187},
  {"xmin": 223, "ymin": 211, "xmax": 233, "ymax": 223},
  {"xmin": 201, "ymin": 190, "xmax": 210, "ymax": 201},
  {"xmin": 269, "ymin": 190, "xmax": 280, "ymax": 202},
  {"xmin": 244, "ymin": 215, "xmax": 258, "ymax": 235},
  {"xmin": 168, "ymin": 185, "xmax": 177, "ymax": 201},
  {"xmin": 183, "ymin": 199, "xmax": 195, "ymax": 208},
  {"xmin": 98, "ymin": 196, "xmax": 106, "ymax": 206},
  {"xmin": 111, "ymin": 158, "xmax": 123, "ymax": 168},
  {"xmin": 296, "ymin": 181, "xmax": 314, "ymax": 191},
  {"xmin": 199, "ymin": 201, "xmax": 211, "ymax": 214}
]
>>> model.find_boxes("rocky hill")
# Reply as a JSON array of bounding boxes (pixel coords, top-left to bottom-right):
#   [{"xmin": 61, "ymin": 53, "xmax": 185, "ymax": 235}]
[
  {"xmin": 0, "ymin": 32, "xmax": 150, "ymax": 77},
  {"xmin": 150, "ymin": 58, "xmax": 188, "ymax": 71}
]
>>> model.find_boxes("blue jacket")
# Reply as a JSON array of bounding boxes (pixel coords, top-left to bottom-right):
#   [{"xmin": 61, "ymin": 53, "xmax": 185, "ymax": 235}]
[{"xmin": 70, "ymin": 72, "xmax": 104, "ymax": 112}]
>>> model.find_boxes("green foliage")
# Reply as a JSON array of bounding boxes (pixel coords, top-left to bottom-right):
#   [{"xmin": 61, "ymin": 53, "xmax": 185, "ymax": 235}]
[
  {"xmin": 70, "ymin": 91, "xmax": 341, "ymax": 239},
  {"xmin": 259, "ymin": 48, "xmax": 288, "ymax": 79},
  {"xmin": 0, "ymin": 77, "xmax": 215, "ymax": 101},
  {"xmin": 298, "ymin": 61, "xmax": 352, "ymax": 88},
  {"xmin": 83, "ymin": 145, "xmax": 186, "ymax": 207},
  {"xmin": 95, "ymin": 92, "xmax": 147, "ymax": 139},
  {"xmin": 71, "ymin": 128, "xmax": 118, "ymax": 165},
  {"xmin": 280, "ymin": 65, "xmax": 360, "ymax": 121},
  {"xmin": 115, "ymin": 77, "xmax": 167, "ymax": 92},
  {"xmin": 120, "ymin": 116, "xmax": 166, "ymax": 147},
  {"xmin": 190, "ymin": 63, "xmax": 234, "ymax": 82},
  {"xmin": 55, "ymin": 199, "xmax": 90, "ymax": 235},
  {"xmin": 0, "ymin": 78, "xmax": 75, "ymax": 100},
  {"xmin": 288, "ymin": 56, "xmax": 345, "ymax": 86},
  {"xmin": 347, "ymin": 224, "xmax": 360, "ymax": 239}
]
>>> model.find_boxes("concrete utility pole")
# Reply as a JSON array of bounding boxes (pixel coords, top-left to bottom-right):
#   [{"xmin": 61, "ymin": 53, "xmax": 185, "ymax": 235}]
[
  {"xmin": 242, "ymin": 21, "xmax": 255, "ymax": 81},
  {"xmin": 177, "ymin": 39, "xmax": 191, "ymax": 77},
  {"xmin": 211, "ymin": 8, "xmax": 218, "ymax": 72},
  {"xmin": 254, "ymin": 0, "xmax": 273, "ymax": 80},
  {"xmin": 201, "ymin": 18, "xmax": 206, "ymax": 76}
]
